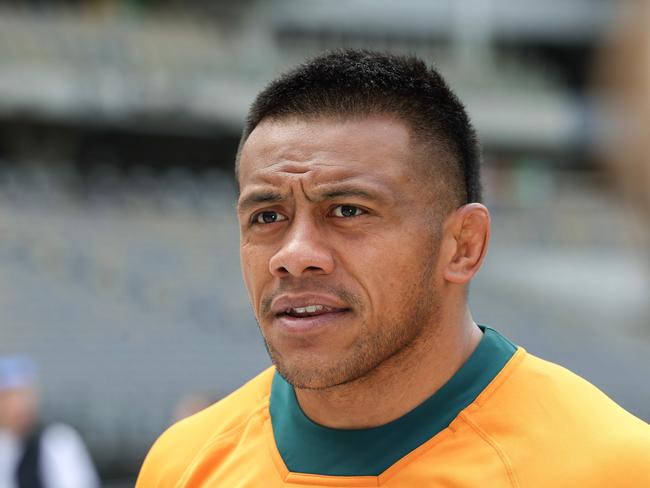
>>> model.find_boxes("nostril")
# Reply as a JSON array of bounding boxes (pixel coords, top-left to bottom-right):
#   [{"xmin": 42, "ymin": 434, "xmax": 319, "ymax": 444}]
[{"xmin": 269, "ymin": 247, "xmax": 335, "ymax": 277}]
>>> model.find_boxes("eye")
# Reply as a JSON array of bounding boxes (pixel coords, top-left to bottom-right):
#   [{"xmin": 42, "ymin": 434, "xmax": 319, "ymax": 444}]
[
  {"xmin": 252, "ymin": 210, "xmax": 287, "ymax": 224},
  {"xmin": 331, "ymin": 205, "xmax": 365, "ymax": 218}
]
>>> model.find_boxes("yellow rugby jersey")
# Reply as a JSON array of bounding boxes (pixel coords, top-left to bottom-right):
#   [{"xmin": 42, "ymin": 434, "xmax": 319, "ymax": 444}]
[{"xmin": 137, "ymin": 328, "xmax": 650, "ymax": 487}]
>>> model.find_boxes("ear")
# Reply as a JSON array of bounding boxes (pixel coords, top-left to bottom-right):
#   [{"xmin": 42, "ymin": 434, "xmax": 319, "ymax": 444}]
[{"xmin": 440, "ymin": 203, "xmax": 490, "ymax": 285}]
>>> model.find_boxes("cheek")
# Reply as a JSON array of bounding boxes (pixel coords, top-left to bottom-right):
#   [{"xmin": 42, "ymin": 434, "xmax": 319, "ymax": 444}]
[
  {"xmin": 347, "ymin": 244, "xmax": 412, "ymax": 303},
  {"xmin": 357, "ymin": 236, "xmax": 436, "ymax": 299},
  {"xmin": 361, "ymin": 234, "xmax": 426, "ymax": 274},
  {"xmin": 240, "ymin": 245, "xmax": 270, "ymax": 299}
]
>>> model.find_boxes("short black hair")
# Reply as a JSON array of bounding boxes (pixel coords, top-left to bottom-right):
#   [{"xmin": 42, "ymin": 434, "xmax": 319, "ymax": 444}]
[{"xmin": 238, "ymin": 49, "xmax": 482, "ymax": 205}]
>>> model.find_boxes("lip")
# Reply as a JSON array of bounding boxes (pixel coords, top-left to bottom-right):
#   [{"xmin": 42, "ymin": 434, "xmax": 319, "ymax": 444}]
[
  {"xmin": 270, "ymin": 294, "xmax": 351, "ymax": 334},
  {"xmin": 275, "ymin": 309, "xmax": 351, "ymax": 334},
  {"xmin": 270, "ymin": 294, "xmax": 350, "ymax": 315}
]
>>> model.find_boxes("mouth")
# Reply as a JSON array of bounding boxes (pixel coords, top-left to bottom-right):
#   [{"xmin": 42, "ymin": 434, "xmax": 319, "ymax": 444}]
[
  {"xmin": 270, "ymin": 297, "xmax": 352, "ymax": 334},
  {"xmin": 278, "ymin": 304, "xmax": 348, "ymax": 318}
]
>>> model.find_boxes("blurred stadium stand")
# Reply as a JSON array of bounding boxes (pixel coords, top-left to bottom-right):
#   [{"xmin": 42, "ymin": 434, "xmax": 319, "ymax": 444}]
[
  {"xmin": 0, "ymin": 0, "xmax": 648, "ymax": 483},
  {"xmin": 0, "ymin": 0, "xmax": 615, "ymax": 161}
]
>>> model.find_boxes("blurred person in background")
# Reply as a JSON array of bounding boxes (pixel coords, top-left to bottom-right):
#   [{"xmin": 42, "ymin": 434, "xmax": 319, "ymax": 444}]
[
  {"xmin": 138, "ymin": 50, "xmax": 650, "ymax": 486},
  {"xmin": 0, "ymin": 356, "xmax": 100, "ymax": 488}
]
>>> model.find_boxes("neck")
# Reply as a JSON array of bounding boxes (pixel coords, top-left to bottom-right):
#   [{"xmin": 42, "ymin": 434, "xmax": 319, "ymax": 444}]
[{"xmin": 295, "ymin": 309, "xmax": 483, "ymax": 429}]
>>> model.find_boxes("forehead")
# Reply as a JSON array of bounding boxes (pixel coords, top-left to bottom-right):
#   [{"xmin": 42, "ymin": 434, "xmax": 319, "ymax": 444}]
[{"xmin": 237, "ymin": 115, "xmax": 419, "ymax": 188}]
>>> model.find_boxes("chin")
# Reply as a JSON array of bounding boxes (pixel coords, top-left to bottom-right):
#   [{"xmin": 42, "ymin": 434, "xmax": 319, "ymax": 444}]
[
  {"xmin": 274, "ymin": 359, "xmax": 335, "ymax": 390},
  {"xmin": 273, "ymin": 352, "xmax": 374, "ymax": 390},
  {"xmin": 265, "ymin": 332, "xmax": 391, "ymax": 390}
]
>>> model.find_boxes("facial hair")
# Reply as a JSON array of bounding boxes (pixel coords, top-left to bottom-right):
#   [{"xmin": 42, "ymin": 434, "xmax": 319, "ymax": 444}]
[{"xmin": 256, "ymin": 249, "xmax": 441, "ymax": 391}]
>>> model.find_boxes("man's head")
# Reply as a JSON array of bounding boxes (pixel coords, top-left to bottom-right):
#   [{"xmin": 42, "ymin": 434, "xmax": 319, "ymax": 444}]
[
  {"xmin": 238, "ymin": 49, "xmax": 482, "ymax": 209},
  {"xmin": 236, "ymin": 50, "xmax": 489, "ymax": 390}
]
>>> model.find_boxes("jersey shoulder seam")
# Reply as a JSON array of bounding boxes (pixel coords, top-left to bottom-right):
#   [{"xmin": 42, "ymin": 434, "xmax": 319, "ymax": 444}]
[
  {"xmin": 188, "ymin": 367, "xmax": 275, "ymax": 448},
  {"xmin": 177, "ymin": 397, "xmax": 271, "ymax": 485},
  {"xmin": 198, "ymin": 396, "xmax": 270, "ymax": 451},
  {"xmin": 475, "ymin": 348, "xmax": 526, "ymax": 407},
  {"xmin": 459, "ymin": 411, "xmax": 520, "ymax": 488}
]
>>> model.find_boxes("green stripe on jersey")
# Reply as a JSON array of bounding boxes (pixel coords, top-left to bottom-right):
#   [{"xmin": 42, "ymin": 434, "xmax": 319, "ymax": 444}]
[{"xmin": 269, "ymin": 326, "xmax": 516, "ymax": 477}]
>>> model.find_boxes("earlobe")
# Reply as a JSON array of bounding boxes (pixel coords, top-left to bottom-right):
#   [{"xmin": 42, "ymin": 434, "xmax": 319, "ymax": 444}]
[{"xmin": 442, "ymin": 204, "xmax": 490, "ymax": 284}]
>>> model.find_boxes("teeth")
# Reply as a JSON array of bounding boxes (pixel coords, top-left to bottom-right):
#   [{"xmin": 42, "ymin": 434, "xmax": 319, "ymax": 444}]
[{"xmin": 290, "ymin": 305, "xmax": 324, "ymax": 314}]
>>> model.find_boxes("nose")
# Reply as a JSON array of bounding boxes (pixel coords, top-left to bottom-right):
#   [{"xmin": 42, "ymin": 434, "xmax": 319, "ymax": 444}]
[{"xmin": 269, "ymin": 219, "xmax": 335, "ymax": 278}]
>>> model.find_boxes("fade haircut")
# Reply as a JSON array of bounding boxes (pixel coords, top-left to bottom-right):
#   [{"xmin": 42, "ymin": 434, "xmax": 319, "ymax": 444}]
[{"xmin": 237, "ymin": 49, "xmax": 482, "ymax": 206}]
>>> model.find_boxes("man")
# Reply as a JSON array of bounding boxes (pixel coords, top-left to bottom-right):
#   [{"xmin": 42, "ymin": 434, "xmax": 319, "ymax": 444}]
[
  {"xmin": 0, "ymin": 356, "xmax": 100, "ymax": 488},
  {"xmin": 137, "ymin": 50, "xmax": 650, "ymax": 486}
]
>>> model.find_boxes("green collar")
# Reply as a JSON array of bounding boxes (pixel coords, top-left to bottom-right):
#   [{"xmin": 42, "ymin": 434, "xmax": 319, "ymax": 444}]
[{"xmin": 269, "ymin": 326, "xmax": 516, "ymax": 476}]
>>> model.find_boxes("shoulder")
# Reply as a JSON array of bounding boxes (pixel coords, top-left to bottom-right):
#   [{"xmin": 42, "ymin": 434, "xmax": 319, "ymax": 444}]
[
  {"xmin": 476, "ymin": 350, "xmax": 650, "ymax": 483},
  {"xmin": 137, "ymin": 367, "xmax": 275, "ymax": 487},
  {"xmin": 508, "ymin": 352, "xmax": 648, "ymax": 427},
  {"xmin": 524, "ymin": 353, "xmax": 650, "ymax": 449}
]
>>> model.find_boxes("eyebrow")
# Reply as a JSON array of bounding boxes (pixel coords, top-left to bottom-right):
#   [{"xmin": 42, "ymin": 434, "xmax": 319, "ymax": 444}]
[
  {"xmin": 314, "ymin": 184, "xmax": 390, "ymax": 206},
  {"xmin": 319, "ymin": 188, "xmax": 376, "ymax": 200},
  {"xmin": 237, "ymin": 185, "xmax": 388, "ymax": 213},
  {"xmin": 237, "ymin": 191, "xmax": 286, "ymax": 213}
]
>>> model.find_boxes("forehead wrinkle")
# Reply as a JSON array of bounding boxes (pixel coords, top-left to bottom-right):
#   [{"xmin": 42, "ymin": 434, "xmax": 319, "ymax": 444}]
[
  {"xmin": 237, "ymin": 170, "xmax": 318, "ymax": 212},
  {"xmin": 298, "ymin": 177, "xmax": 316, "ymax": 203},
  {"xmin": 260, "ymin": 158, "xmax": 347, "ymax": 178}
]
